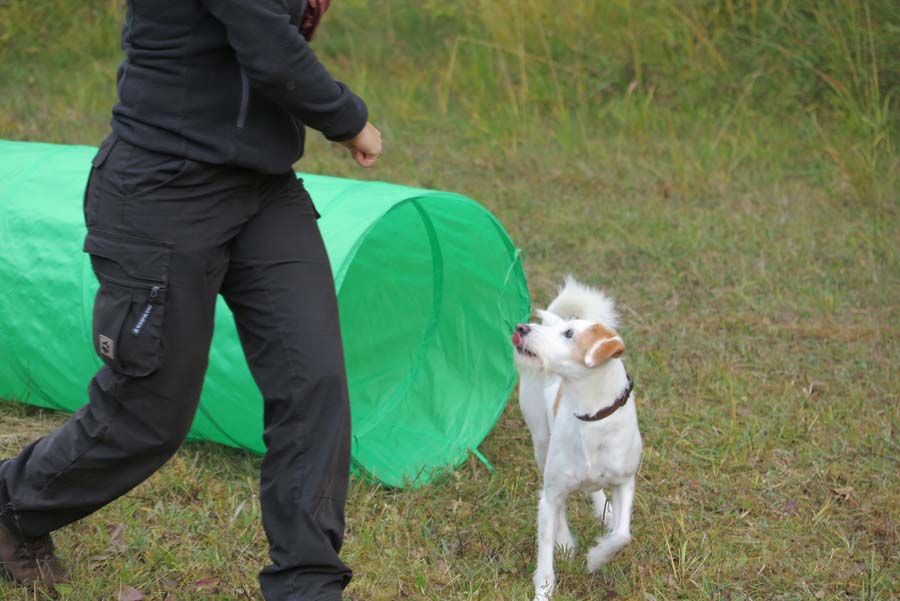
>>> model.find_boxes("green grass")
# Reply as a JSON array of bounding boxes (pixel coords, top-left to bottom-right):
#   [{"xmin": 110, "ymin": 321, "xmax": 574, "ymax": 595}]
[{"xmin": 1, "ymin": 0, "xmax": 899, "ymax": 599}]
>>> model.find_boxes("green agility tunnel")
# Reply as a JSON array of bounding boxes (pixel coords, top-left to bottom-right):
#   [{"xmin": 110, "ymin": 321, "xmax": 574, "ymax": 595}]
[{"xmin": 0, "ymin": 139, "xmax": 530, "ymax": 488}]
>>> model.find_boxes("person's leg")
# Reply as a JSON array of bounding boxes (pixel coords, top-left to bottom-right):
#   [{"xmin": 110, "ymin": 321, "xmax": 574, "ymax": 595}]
[
  {"xmin": 0, "ymin": 136, "xmax": 246, "ymax": 567},
  {"xmin": 221, "ymin": 173, "xmax": 352, "ymax": 600}
]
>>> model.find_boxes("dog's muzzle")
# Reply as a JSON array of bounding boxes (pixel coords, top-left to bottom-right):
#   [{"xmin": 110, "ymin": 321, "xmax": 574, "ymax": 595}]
[{"xmin": 512, "ymin": 325, "xmax": 537, "ymax": 358}]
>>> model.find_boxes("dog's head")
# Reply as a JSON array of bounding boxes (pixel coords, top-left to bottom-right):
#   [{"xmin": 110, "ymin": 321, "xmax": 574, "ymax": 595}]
[{"xmin": 512, "ymin": 309, "xmax": 624, "ymax": 379}]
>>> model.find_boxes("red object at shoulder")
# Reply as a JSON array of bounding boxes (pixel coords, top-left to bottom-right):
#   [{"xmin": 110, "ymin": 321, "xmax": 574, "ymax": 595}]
[{"xmin": 301, "ymin": 0, "xmax": 332, "ymax": 41}]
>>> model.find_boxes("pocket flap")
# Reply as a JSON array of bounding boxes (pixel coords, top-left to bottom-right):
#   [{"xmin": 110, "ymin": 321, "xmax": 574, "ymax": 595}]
[{"xmin": 83, "ymin": 229, "xmax": 172, "ymax": 283}]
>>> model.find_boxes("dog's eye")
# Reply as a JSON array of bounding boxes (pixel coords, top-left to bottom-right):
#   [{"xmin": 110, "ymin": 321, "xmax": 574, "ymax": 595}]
[{"xmin": 563, "ymin": 328, "xmax": 574, "ymax": 339}]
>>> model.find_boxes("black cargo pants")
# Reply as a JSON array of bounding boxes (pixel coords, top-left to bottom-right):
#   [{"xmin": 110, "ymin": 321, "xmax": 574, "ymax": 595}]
[{"xmin": 0, "ymin": 134, "xmax": 352, "ymax": 600}]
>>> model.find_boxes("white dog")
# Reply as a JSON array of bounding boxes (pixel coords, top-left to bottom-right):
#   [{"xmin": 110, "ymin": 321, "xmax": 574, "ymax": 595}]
[{"xmin": 512, "ymin": 277, "xmax": 642, "ymax": 601}]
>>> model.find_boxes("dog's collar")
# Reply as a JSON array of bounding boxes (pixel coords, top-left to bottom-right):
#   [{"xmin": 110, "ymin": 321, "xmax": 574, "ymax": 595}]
[{"xmin": 575, "ymin": 374, "xmax": 633, "ymax": 422}]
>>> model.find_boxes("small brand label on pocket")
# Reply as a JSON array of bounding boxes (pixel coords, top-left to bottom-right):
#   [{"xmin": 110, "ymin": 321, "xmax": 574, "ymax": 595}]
[
  {"xmin": 99, "ymin": 334, "xmax": 115, "ymax": 360},
  {"xmin": 132, "ymin": 304, "xmax": 154, "ymax": 336}
]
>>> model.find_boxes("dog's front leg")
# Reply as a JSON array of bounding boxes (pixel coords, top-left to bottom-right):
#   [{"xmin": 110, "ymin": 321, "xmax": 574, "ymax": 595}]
[
  {"xmin": 534, "ymin": 488, "xmax": 563, "ymax": 600},
  {"xmin": 555, "ymin": 504, "xmax": 575, "ymax": 557},
  {"xmin": 519, "ymin": 387, "xmax": 551, "ymax": 473},
  {"xmin": 587, "ymin": 477, "xmax": 635, "ymax": 571},
  {"xmin": 529, "ymin": 429, "xmax": 550, "ymax": 475}
]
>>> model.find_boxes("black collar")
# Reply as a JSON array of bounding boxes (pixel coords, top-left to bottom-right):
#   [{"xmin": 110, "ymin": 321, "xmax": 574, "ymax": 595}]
[{"xmin": 575, "ymin": 374, "xmax": 633, "ymax": 422}]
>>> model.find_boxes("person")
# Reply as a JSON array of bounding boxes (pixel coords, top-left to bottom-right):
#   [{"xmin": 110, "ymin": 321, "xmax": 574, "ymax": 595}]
[{"xmin": 0, "ymin": 0, "xmax": 381, "ymax": 598}]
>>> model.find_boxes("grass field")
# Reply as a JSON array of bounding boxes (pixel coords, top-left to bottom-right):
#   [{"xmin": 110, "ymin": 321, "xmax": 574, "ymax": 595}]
[{"xmin": 1, "ymin": 0, "xmax": 898, "ymax": 599}]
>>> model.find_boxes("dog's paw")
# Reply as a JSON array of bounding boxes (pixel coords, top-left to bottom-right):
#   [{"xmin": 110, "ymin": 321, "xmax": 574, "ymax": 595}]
[
  {"xmin": 533, "ymin": 572, "xmax": 555, "ymax": 601},
  {"xmin": 586, "ymin": 534, "xmax": 631, "ymax": 572},
  {"xmin": 586, "ymin": 543, "xmax": 614, "ymax": 572},
  {"xmin": 586, "ymin": 547, "xmax": 609, "ymax": 572}
]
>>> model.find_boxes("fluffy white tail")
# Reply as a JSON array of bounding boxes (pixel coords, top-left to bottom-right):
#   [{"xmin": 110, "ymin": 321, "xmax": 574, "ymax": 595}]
[{"xmin": 545, "ymin": 276, "xmax": 619, "ymax": 329}]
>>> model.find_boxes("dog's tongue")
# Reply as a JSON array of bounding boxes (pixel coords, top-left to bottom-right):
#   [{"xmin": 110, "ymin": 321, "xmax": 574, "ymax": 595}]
[{"xmin": 512, "ymin": 331, "xmax": 522, "ymax": 347}]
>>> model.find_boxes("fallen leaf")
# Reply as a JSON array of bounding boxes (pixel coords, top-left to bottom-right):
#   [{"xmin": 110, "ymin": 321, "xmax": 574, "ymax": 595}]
[
  {"xmin": 192, "ymin": 577, "xmax": 221, "ymax": 591},
  {"xmin": 117, "ymin": 585, "xmax": 144, "ymax": 601},
  {"xmin": 831, "ymin": 487, "xmax": 854, "ymax": 503},
  {"xmin": 782, "ymin": 499, "xmax": 799, "ymax": 516},
  {"xmin": 806, "ymin": 381, "xmax": 826, "ymax": 397},
  {"xmin": 107, "ymin": 523, "xmax": 127, "ymax": 552}
]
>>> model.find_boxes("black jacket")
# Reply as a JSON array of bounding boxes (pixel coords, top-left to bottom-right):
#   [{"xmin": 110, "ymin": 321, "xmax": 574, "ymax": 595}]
[{"xmin": 110, "ymin": 0, "xmax": 368, "ymax": 173}]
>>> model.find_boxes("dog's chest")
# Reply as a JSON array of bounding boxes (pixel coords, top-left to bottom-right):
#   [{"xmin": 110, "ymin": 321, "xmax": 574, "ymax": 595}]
[{"xmin": 547, "ymin": 419, "xmax": 627, "ymax": 490}]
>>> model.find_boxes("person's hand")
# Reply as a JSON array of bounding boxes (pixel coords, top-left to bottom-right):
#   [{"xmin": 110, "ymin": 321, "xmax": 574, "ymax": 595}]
[{"xmin": 341, "ymin": 122, "xmax": 382, "ymax": 167}]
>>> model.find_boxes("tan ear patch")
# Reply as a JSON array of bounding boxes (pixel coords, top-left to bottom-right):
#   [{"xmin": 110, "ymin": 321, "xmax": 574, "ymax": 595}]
[{"xmin": 577, "ymin": 323, "xmax": 625, "ymax": 367}]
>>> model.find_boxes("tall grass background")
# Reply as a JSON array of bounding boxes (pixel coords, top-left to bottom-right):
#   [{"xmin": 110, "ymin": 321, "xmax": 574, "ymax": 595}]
[
  {"xmin": 2, "ymin": 0, "xmax": 898, "ymax": 203},
  {"xmin": 0, "ymin": 1, "xmax": 898, "ymax": 599}
]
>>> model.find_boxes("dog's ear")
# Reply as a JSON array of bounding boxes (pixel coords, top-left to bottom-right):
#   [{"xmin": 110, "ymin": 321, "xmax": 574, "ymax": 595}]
[
  {"xmin": 535, "ymin": 309, "xmax": 562, "ymax": 326},
  {"xmin": 582, "ymin": 324, "xmax": 624, "ymax": 367}
]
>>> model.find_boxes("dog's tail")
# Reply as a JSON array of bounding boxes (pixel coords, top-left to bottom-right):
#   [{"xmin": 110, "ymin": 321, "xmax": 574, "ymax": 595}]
[{"xmin": 546, "ymin": 275, "xmax": 619, "ymax": 328}]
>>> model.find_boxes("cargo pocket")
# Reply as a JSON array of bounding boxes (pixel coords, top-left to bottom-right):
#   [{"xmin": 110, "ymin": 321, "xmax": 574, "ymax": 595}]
[{"xmin": 84, "ymin": 229, "xmax": 172, "ymax": 377}]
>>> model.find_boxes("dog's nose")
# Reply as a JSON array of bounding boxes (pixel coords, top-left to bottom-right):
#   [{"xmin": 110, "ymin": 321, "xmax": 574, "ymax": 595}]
[{"xmin": 516, "ymin": 324, "xmax": 531, "ymax": 335}]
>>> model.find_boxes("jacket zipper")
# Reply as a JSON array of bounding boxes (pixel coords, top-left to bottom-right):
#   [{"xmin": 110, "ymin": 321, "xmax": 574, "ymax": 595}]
[{"xmin": 237, "ymin": 67, "xmax": 249, "ymax": 128}]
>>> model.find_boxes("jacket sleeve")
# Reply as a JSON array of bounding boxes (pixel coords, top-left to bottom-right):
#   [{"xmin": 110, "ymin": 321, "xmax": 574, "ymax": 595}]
[{"xmin": 200, "ymin": 0, "xmax": 367, "ymax": 142}]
